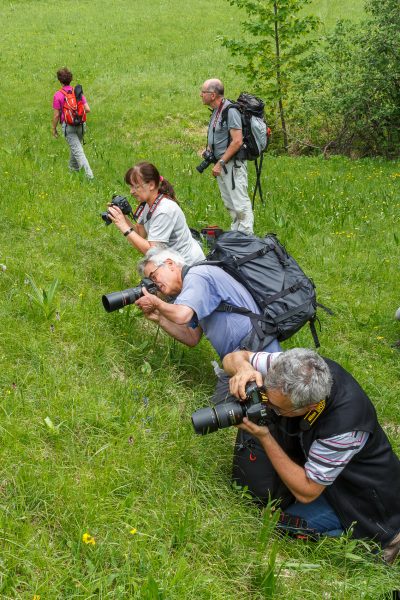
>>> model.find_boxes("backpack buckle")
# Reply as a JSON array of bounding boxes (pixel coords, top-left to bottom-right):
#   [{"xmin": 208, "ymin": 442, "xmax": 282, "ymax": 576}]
[{"xmin": 222, "ymin": 304, "xmax": 234, "ymax": 313}]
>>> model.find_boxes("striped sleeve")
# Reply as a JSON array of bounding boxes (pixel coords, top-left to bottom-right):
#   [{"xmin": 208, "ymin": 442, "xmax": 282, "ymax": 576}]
[
  {"xmin": 304, "ymin": 431, "xmax": 369, "ymax": 486},
  {"xmin": 249, "ymin": 351, "xmax": 282, "ymax": 376}
]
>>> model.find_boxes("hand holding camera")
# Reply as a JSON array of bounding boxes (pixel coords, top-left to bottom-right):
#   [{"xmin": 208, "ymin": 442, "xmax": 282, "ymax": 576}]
[
  {"xmin": 135, "ymin": 287, "xmax": 160, "ymax": 314},
  {"xmin": 107, "ymin": 204, "xmax": 133, "ymax": 232},
  {"xmin": 101, "ymin": 194, "xmax": 133, "ymax": 226},
  {"xmin": 191, "ymin": 382, "xmax": 277, "ymax": 436},
  {"xmin": 196, "ymin": 149, "xmax": 216, "ymax": 173},
  {"xmin": 229, "ymin": 365, "xmax": 264, "ymax": 400},
  {"xmin": 238, "ymin": 416, "xmax": 272, "ymax": 440}
]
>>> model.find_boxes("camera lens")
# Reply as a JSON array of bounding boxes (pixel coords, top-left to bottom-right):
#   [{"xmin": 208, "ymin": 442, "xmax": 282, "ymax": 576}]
[
  {"xmin": 196, "ymin": 161, "xmax": 207, "ymax": 174},
  {"xmin": 191, "ymin": 401, "xmax": 245, "ymax": 435},
  {"xmin": 101, "ymin": 211, "xmax": 112, "ymax": 225},
  {"xmin": 191, "ymin": 406, "xmax": 219, "ymax": 435},
  {"xmin": 102, "ymin": 286, "xmax": 142, "ymax": 312},
  {"xmin": 214, "ymin": 401, "xmax": 245, "ymax": 428}
]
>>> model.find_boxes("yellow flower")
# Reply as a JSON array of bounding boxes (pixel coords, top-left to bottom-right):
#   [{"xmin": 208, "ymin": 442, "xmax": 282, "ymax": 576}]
[
  {"xmin": 33, "ymin": 596, "xmax": 41, "ymax": 600},
  {"xmin": 130, "ymin": 528, "xmax": 137, "ymax": 535},
  {"xmin": 376, "ymin": 336, "xmax": 384, "ymax": 340},
  {"xmin": 82, "ymin": 532, "xmax": 96, "ymax": 545}
]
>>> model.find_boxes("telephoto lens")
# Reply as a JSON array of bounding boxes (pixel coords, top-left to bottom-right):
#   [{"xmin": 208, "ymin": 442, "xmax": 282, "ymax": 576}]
[
  {"xmin": 192, "ymin": 382, "xmax": 273, "ymax": 435},
  {"xmin": 191, "ymin": 401, "xmax": 245, "ymax": 435},
  {"xmin": 102, "ymin": 278, "xmax": 157, "ymax": 313}
]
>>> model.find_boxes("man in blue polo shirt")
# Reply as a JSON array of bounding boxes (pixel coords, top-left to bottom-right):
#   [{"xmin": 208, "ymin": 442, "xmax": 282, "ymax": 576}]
[{"xmin": 134, "ymin": 247, "xmax": 280, "ymax": 358}]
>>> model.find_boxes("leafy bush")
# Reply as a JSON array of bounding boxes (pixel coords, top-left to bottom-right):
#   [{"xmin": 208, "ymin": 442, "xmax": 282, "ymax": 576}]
[{"xmin": 290, "ymin": 0, "xmax": 400, "ymax": 157}]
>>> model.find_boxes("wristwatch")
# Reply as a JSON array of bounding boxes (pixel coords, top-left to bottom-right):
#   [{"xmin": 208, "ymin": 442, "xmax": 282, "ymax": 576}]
[{"xmin": 219, "ymin": 159, "xmax": 226, "ymax": 166}]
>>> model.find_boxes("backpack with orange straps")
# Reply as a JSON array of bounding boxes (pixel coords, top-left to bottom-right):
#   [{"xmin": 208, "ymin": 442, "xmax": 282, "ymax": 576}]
[{"xmin": 60, "ymin": 85, "xmax": 87, "ymax": 127}]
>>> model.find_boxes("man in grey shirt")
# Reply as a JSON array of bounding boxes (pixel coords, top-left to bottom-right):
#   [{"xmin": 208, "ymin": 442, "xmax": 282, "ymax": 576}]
[{"xmin": 200, "ymin": 78, "xmax": 254, "ymax": 235}]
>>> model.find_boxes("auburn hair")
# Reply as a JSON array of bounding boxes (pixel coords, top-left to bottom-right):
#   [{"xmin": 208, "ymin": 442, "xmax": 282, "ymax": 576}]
[{"xmin": 125, "ymin": 162, "xmax": 177, "ymax": 201}]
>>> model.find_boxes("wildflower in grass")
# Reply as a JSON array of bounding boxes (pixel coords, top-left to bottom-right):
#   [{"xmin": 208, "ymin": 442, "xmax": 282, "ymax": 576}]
[
  {"xmin": 130, "ymin": 528, "xmax": 137, "ymax": 535},
  {"xmin": 33, "ymin": 596, "xmax": 41, "ymax": 600},
  {"xmin": 376, "ymin": 336, "xmax": 384, "ymax": 340},
  {"xmin": 82, "ymin": 532, "xmax": 96, "ymax": 545}
]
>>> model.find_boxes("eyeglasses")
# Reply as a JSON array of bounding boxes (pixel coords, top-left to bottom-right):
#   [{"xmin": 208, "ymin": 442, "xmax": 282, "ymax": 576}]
[
  {"xmin": 200, "ymin": 90, "xmax": 214, "ymax": 95},
  {"xmin": 264, "ymin": 395, "xmax": 296, "ymax": 417},
  {"xmin": 148, "ymin": 263, "xmax": 164, "ymax": 282},
  {"xmin": 130, "ymin": 181, "xmax": 146, "ymax": 191}
]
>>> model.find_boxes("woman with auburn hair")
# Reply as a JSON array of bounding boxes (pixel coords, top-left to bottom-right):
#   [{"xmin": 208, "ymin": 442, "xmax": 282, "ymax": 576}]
[{"xmin": 108, "ymin": 162, "xmax": 205, "ymax": 264}]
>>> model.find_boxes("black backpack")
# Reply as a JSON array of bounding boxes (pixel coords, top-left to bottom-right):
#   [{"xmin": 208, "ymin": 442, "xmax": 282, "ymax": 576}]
[{"xmin": 202, "ymin": 231, "xmax": 330, "ymax": 349}]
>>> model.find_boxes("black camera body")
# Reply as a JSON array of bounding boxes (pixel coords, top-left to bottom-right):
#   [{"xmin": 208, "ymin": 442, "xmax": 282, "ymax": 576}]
[
  {"xmin": 101, "ymin": 195, "xmax": 133, "ymax": 226},
  {"xmin": 192, "ymin": 382, "xmax": 276, "ymax": 435},
  {"xmin": 196, "ymin": 149, "xmax": 216, "ymax": 174},
  {"xmin": 102, "ymin": 278, "xmax": 158, "ymax": 313}
]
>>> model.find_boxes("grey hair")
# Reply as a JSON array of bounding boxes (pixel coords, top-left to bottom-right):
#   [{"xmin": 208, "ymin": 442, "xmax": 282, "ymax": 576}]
[
  {"xmin": 264, "ymin": 348, "xmax": 332, "ymax": 410},
  {"xmin": 205, "ymin": 78, "xmax": 224, "ymax": 96},
  {"xmin": 137, "ymin": 247, "xmax": 186, "ymax": 276}
]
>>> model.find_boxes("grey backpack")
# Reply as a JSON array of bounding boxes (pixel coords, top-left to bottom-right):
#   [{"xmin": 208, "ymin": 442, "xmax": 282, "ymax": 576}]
[
  {"xmin": 221, "ymin": 93, "xmax": 269, "ymax": 161},
  {"xmin": 204, "ymin": 231, "xmax": 330, "ymax": 349}
]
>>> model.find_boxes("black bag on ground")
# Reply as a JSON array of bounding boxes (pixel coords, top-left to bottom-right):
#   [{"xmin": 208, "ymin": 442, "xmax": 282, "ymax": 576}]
[
  {"xmin": 210, "ymin": 374, "xmax": 297, "ymax": 505},
  {"xmin": 205, "ymin": 231, "xmax": 325, "ymax": 348},
  {"xmin": 233, "ymin": 429, "xmax": 295, "ymax": 506}
]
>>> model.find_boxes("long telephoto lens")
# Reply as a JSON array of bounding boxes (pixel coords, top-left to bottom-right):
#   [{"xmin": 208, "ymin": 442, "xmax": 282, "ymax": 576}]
[
  {"xmin": 192, "ymin": 401, "xmax": 245, "ymax": 435},
  {"xmin": 102, "ymin": 286, "xmax": 142, "ymax": 313},
  {"xmin": 102, "ymin": 278, "xmax": 157, "ymax": 313}
]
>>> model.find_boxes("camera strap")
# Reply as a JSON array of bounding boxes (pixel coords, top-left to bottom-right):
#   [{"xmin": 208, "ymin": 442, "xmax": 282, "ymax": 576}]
[
  {"xmin": 209, "ymin": 99, "xmax": 226, "ymax": 155},
  {"xmin": 134, "ymin": 194, "xmax": 165, "ymax": 223},
  {"xmin": 145, "ymin": 193, "xmax": 165, "ymax": 223},
  {"xmin": 133, "ymin": 202, "xmax": 146, "ymax": 222},
  {"xmin": 300, "ymin": 399, "xmax": 326, "ymax": 431}
]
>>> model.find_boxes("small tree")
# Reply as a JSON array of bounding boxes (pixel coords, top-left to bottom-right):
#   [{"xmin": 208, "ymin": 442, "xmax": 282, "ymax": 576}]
[{"xmin": 221, "ymin": 0, "xmax": 320, "ymax": 150}]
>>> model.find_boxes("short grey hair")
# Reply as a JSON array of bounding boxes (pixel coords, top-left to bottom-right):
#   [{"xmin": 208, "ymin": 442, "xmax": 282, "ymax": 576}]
[
  {"xmin": 204, "ymin": 78, "xmax": 224, "ymax": 96},
  {"xmin": 137, "ymin": 247, "xmax": 186, "ymax": 276},
  {"xmin": 265, "ymin": 348, "xmax": 332, "ymax": 410}
]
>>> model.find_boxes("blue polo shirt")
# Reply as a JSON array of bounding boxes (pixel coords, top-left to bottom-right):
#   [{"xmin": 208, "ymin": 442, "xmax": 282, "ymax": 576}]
[{"xmin": 174, "ymin": 265, "xmax": 260, "ymax": 358}]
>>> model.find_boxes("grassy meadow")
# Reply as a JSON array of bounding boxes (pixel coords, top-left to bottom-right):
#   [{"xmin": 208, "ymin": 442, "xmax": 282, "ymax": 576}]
[{"xmin": 1, "ymin": 0, "xmax": 399, "ymax": 597}]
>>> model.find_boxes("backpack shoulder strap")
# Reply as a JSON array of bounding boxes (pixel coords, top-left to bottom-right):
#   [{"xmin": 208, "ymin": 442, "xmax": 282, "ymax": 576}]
[
  {"xmin": 216, "ymin": 303, "xmax": 271, "ymax": 339},
  {"xmin": 220, "ymin": 100, "xmax": 241, "ymax": 125},
  {"xmin": 181, "ymin": 260, "xmax": 210, "ymax": 280}
]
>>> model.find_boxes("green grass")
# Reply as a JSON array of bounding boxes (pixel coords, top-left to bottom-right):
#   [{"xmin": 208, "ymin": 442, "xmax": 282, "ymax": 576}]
[
  {"xmin": 308, "ymin": 0, "xmax": 365, "ymax": 29},
  {"xmin": 0, "ymin": 0, "xmax": 400, "ymax": 597}
]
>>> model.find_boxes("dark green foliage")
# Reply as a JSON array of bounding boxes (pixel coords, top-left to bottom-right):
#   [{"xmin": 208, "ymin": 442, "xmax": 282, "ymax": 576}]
[
  {"xmin": 223, "ymin": 0, "xmax": 400, "ymax": 157},
  {"xmin": 291, "ymin": 0, "xmax": 400, "ymax": 157}
]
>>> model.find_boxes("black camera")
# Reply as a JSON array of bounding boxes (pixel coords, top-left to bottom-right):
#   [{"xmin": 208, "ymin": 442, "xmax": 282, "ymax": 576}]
[
  {"xmin": 196, "ymin": 149, "xmax": 216, "ymax": 174},
  {"xmin": 102, "ymin": 278, "xmax": 158, "ymax": 313},
  {"xmin": 191, "ymin": 382, "xmax": 276, "ymax": 435},
  {"xmin": 101, "ymin": 195, "xmax": 133, "ymax": 226}
]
